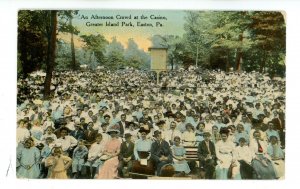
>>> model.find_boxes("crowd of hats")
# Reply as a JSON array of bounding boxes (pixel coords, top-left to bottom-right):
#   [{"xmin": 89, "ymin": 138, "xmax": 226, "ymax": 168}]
[{"xmin": 17, "ymin": 68, "xmax": 285, "ymax": 147}]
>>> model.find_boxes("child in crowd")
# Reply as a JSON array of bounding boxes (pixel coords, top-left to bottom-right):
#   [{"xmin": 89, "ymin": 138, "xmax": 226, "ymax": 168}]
[
  {"xmin": 72, "ymin": 140, "xmax": 88, "ymax": 178},
  {"xmin": 45, "ymin": 146, "xmax": 72, "ymax": 179},
  {"xmin": 17, "ymin": 137, "xmax": 41, "ymax": 178}
]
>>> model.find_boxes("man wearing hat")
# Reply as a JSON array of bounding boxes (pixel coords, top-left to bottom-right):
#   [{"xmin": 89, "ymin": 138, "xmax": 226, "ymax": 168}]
[
  {"xmin": 150, "ymin": 130, "xmax": 173, "ymax": 176},
  {"xmin": 197, "ymin": 131, "xmax": 216, "ymax": 179},
  {"xmin": 117, "ymin": 133, "xmax": 134, "ymax": 178}
]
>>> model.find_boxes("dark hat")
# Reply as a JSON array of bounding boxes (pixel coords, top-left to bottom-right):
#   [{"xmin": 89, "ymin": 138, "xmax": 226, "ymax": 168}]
[
  {"xmin": 59, "ymin": 126, "xmax": 70, "ymax": 133},
  {"xmin": 166, "ymin": 112, "xmax": 174, "ymax": 118},
  {"xmin": 124, "ymin": 133, "xmax": 132, "ymax": 138},
  {"xmin": 107, "ymin": 124, "xmax": 120, "ymax": 134},
  {"xmin": 153, "ymin": 130, "xmax": 162, "ymax": 137},
  {"xmin": 45, "ymin": 136, "xmax": 55, "ymax": 141},
  {"xmin": 238, "ymin": 137, "xmax": 246, "ymax": 142},
  {"xmin": 269, "ymin": 135, "xmax": 278, "ymax": 141},
  {"xmin": 185, "ymin": 123, "xmax": 194, "ymax": 129},
  {"xmin": 203, "ymin": 131, "xmax": 211, "ymax": 136},
  {"xmin": 101, "ymin": 106, "xmax": 108, "ymax": 109},
  {"xmin": 157, "ymin": 120, "xmax": 165, "ymax": 126},
  {"xmin": 138, "ymin": 125, "xmax": 150, "ymax": 134},
  {"xmin": 101, "ymin": 123, "xmax": 109, "ymax": 127},
  {"xmin": 24, "ymin": 137, "xmax": 34, "ymax": 143},
  {"xmin": 219, "ymin": 127, "xmax": 230, "ymax": 135}
]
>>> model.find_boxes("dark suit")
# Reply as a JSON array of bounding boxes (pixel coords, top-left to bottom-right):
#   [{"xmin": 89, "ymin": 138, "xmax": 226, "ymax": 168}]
[
  {"xmin": 150, "ymin": 139, "xmax": 172, "ymax": 176},
  {"xmin": 117, "ymin": 141, "xmax": 134, "ymax": 177},
  {"xmin": 272, "ymin": 116, "xmax": 285, "ymax": 147},
  {"xmin": 197, "ymin": 140, "xmax": 216, "ymax": 179},
  {"xmin": 70, "ymin": 129, "xmax": 84, "ymax": 140},
  {"xmin": 83, "ymin": 130, "xmax": 98, "ymax": 148},
  {"xmin": 118, "ymin": 121, "xmax": 129, "ymax": 137}
]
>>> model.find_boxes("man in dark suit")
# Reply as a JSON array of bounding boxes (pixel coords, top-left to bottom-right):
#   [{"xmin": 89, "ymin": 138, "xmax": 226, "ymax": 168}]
[
  {"xmin": 150, "ymin": 130, "xmax": 173, "ymax": 176},
  {"xmin": 118, "ymin": 114, "xmax": 129, "ymax": 137},
  {"xmin": 117, "ymin": 133, "xmax": 135, "ymax": 178},
  {"xmin": 70, "ymin": 123, "xmax": 84, "ymax": 140},
  {"xmin": 83, "ymin": 122, "xmax": 98, "ymax": 148},
  {"xmin": 197, "ymin": 131, "xmax": 217, "ymax": 179},
  {"xmin": 272, "ymin": 111, "xmax": 285, "ymax": 147}
]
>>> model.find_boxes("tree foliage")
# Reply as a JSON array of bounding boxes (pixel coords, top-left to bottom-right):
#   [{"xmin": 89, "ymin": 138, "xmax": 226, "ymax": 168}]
[
  {"xmin": 18, "ymin": 10, "xmax": 58, "ymax": 99},
  {"xmin": 18, "ymin": 10, "xmax": 48, "ymax": 77},
  {"xmin": 80, "ymin": 34, "xmax": 108, "ymax": 67},
  {"xmin": 58, "ymin": 10, "xmax": 80, "ymax": 70},
  {"xmin": 124, "ymin": 38, "xmax": 150, "ymax": 69},
  {"xmin": 183, "ymin": 11, "xmax": 286, "ymax": 76},
  {"xmin": 104, "ymin": 37, "xmax": 125, "ymax": 69}
]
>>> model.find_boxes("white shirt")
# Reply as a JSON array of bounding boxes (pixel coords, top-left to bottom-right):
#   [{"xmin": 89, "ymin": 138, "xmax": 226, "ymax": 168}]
[
  {"xmin": 56, "ymin": 136, "xmax": 78, "ymax": 152},
  {"xmin": 235, "ymin": 145, "xmax": 255, "ymax": 164},
  {"xmin": 88, "ymin": 141, "xmax": 105, "ymax": 160},
  {"xmin": 16, "ymin": 127, "xmax": 30, "ymax": 144}
]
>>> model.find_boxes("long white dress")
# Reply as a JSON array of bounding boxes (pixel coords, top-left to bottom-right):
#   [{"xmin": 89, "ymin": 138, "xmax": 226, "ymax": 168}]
[{"xmin": 215, "ymin": 140, "xmax": 241, "ymax": 179}]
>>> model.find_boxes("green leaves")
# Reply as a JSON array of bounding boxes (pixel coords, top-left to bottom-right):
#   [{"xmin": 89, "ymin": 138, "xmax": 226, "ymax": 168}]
[{"xmin": 183, "ymin": 11, "xmax": 285, "ymax": 75}]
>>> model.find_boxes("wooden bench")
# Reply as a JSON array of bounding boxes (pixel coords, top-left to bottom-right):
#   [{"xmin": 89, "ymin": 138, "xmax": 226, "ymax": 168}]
[
  {"xmin": 184, "ymin": 146, "xmax": 200, "ymax": 169},
  {"xmin": 184, "ymin": 146, "xmax": 199, "ymax": 161}
]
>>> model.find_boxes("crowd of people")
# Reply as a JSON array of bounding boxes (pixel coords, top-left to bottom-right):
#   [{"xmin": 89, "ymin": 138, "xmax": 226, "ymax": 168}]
[{"xmin": 16, "ymin": 68, "xmax": 285, "ymax": 179}]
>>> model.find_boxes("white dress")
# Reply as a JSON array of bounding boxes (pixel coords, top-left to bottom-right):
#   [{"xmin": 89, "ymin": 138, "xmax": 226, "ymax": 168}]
[{"xmin": 215, "ymin": 140, "xmax": 241, "ymax": 179}]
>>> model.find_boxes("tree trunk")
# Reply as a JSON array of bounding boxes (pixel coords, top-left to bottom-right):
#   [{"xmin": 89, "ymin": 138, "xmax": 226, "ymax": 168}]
[
  {"xmin": 70, "ymin": 18, "xmax": 76, "ymax": 70},
  {"xmin": 260, "ymin": 57, "xmax": 265, "ymax": 73},
  {"xmin": 236, "ymin": 33, "xmax": 244, "ymax": 72},
  {"xmin": 44, "ymin": 10, "xmax": 57, "ymax": 100},
  {"xmin": 226, "ymin": 51, "xmax": 230, "ymax": 72},
  {"xmin": 259, "ymin": 46, "xmax": 266, "ymax": 73}
]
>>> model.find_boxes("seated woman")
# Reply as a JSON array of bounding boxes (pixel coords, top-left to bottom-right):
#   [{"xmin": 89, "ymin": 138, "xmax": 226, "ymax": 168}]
[
  {"xmin": 267, "ymin": 135, "xmax": 285, "ymax": 179},
  {"xmin": 171, "ymin": 136, "xmax": 191, "ymax": 175},
  {"xmin": 182, "ymin": 123, "xmax": 196, "ymax": 146},
  {"xmin": 250, "ymin": 130, "xmax": 277, "ymax": 179},
  {"xmin": 195, "ymin": 122, "xmax": 205, "ymax": 146},
  {"xmin": 215, "ymin": 127, "xmax": 241, "ymax": 179},
  {"xmin": 96, "ymin": 125, "xmax": 122, "ymax": 179},
  {"xmin": 131, "ymin": 125, "xmax": 154, "ymax": 178},
  {"xmin": 235, "ymin": 137, "xmax": 255, "ymax": 179},
  {"xmin": 84, "ymin": 133, "xmax": 105, "ymax": 179}
]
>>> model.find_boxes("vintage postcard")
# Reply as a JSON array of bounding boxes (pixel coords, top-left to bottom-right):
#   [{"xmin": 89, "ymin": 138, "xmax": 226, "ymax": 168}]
[{"xmin": 16, "ymin": 9, "xmax": 285, "ymax": 180}]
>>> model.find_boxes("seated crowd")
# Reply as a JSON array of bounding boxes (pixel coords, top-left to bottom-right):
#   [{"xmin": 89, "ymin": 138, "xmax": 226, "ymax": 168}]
[{"xmin": 16, "ymin": 68, "xmax": 285, "ymax": 179}]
